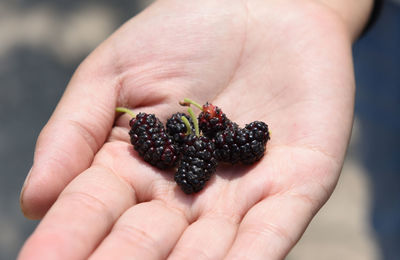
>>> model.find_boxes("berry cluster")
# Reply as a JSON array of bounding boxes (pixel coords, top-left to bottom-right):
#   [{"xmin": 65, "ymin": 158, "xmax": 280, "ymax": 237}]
[{"xmin": 117, "ymin": 98, "xmax": 270, "ymax": 194}]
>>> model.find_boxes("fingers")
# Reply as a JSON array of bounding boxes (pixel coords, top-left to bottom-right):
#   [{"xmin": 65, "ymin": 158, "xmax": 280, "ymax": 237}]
[
  {"xmin": 20, "ymin": 54, "xmax": 119, "ymax": 219},
  {"xmin": 167, "ymin": 212, "xmax": 239, "ymax": 260},
  {"xmin": 166, "ymin": 169, "xmax": 267, "ymax": 260},
  {"xmin": 225, "ymin": 190, "xmax": 324, "ymax": 260},
  {"xmin": 18, "ymin": 165, "xmax": 136, "ymax": 260},
  {"xmin": 90, "ymin": 201, "xmax": 188, "ymax": 260}
]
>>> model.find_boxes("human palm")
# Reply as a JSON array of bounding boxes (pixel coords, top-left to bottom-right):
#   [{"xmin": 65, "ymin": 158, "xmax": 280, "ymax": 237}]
[{"xmin": 19, "ymin": 0, "xmax": 355, "ymax": 259}]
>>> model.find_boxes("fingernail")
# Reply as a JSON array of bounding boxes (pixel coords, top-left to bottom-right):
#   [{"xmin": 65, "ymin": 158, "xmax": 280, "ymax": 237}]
[{"xmin": 20, "ymin": 167, "xmax": 33, "ymax": 206}]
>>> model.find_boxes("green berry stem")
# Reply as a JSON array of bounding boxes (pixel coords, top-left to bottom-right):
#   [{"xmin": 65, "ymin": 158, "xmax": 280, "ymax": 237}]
[
  {"xmin": 181, "ymin": 116, "xmax": 192, "ymax": 135},
  {"xmin": 115, "ymin": 107, "xmax": 136, "ymax": 118},
  {"xmin": 183, "ymin": 98, "xmax": 203, "ymax": 111},
  {"xmin": 188, "ymin": 107, "xmax": 200, "ymax": 137}
]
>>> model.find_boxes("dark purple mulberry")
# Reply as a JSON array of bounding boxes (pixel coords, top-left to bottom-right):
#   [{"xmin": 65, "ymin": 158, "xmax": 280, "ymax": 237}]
[
  {"xmin": 198, "ymin": 102, "xmax": 231, "ymax": 138},
  {"xmin": 129, "ymin": 113, "xmax": 180, "ymax": 169},
  {"xmin": 174, "ymin": 135, "xmax": 218, "ymax": 194},
  {"xmin": 214, "ymin": 121, "xmax": 270, "ymax": 164},
  {"xmin": 166, "ymin": 112, "xmax": 194, "ymax": 145},
  {"xmin": 245, "ymin": 121, "xmax": 270, "ymax": 145}
]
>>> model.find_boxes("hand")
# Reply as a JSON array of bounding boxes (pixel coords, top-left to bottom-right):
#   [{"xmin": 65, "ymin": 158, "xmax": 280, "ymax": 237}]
[{"xmin": 19, "ymin": 0, "xmax": 356, "ymax": 259}]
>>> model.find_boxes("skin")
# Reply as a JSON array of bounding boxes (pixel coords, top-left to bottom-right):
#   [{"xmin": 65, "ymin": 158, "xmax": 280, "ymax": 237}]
[{"xmin": 19, "ymin": 0, "xmax": 373, "ymax": 259}]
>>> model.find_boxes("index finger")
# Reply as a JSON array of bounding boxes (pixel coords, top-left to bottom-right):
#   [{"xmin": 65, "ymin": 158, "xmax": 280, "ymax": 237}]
[{"xmin": 20, "ymin": 49, "xmax": 120, "ymax": 219}]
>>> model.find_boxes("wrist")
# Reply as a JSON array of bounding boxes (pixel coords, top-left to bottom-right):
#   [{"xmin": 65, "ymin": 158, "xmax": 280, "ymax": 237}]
[{"xmin": 315, "ymin": 0, "xmax": 374, "ymax": 41}]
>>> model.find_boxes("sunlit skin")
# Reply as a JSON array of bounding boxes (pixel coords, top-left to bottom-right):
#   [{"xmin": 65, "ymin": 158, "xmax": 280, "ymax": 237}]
[{"xmin": 19, "ymin": 0, "xmax": 372, "ymax": 259}]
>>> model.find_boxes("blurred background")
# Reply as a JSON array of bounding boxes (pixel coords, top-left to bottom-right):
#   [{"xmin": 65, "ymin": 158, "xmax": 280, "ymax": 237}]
[{"xmin": 0, "ymin": 0, "xmax": 398, "ymax": 259}]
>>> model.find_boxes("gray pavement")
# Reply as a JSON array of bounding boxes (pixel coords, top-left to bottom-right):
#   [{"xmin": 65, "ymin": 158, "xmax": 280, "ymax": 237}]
[{"xmin": 0, "ymin": 1, "xmax": 379, "ymax": 259}]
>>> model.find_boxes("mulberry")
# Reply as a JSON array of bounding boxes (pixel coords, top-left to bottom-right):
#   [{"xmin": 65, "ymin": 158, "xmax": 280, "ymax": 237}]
[
  {"xmin": 198, "ymin": 102, "xmax": 231, "ymax": 138},
  {"xmin": 166, "ymin": 112, "xmax": 194, "ymax": 145},
  {"xmin": 214, "ymin": 121, "xmax": 270, "ymax": 164},
  {"xmin": 129, "ymin": 113, "xmax": 180, "ymax": 169},
  {"xmin": 174, "ymin": 135, "xmax": 218, "ymax": 194}
]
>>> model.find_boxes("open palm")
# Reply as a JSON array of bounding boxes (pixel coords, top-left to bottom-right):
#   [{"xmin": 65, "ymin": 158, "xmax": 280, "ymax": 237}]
[{"xmin": 19, "ymin": 0, "xmax": 355, "ymax": 259}]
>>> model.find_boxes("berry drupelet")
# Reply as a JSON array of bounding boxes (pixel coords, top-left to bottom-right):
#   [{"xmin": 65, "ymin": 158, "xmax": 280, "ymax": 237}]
[
  {"xmin": 214, "ymin": 121, "xmax": 270, "ymax": 164},
  {"xmin": 129, "ymin": 113, "xmax": 180, "ymax": 169},
  {"xmin": 166, "ymin": 112, "xmax": 194, "ymax": 145},
  {"xmin": 174, "ymin": 135, "xmax": 218, "ymax": 194}
]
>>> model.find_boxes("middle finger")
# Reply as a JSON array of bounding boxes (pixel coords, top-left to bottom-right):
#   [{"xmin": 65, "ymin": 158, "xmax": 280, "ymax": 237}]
[{"xmin": 90, "ymin": 200, "xmax": 188, "ymax": 260}]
